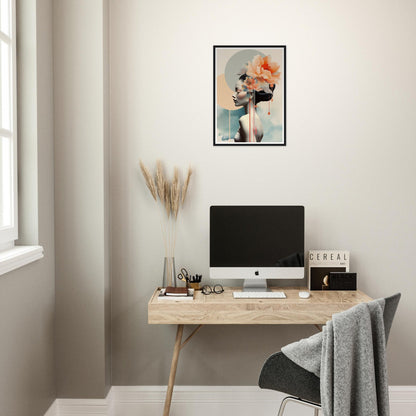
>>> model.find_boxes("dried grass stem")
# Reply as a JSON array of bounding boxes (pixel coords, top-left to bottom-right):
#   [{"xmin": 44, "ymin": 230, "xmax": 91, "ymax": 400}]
[{"xmin": 139, "ymin": 160, "xmax": 193, "ymax": 257}]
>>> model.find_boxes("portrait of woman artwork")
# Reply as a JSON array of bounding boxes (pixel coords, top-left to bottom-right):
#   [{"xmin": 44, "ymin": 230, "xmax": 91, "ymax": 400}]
[{"xmin": 214, "ymin": 46, "xmax": 286, "ymax": 146}]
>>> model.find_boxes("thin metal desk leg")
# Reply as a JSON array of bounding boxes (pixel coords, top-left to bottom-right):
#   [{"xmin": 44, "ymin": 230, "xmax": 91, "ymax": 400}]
[{"xmin": 163, "ymin": 324, "xmax": 184, "ymax": 416}]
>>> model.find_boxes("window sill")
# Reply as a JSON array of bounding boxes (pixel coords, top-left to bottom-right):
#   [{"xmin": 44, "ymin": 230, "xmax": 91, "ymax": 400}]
[{"xmin": 0, "ymin": 245, "xmax": 44, "ymax": 276}]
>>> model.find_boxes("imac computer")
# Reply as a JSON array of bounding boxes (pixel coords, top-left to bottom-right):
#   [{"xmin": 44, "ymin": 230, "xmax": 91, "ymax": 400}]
[{"xmin": 209, "ymin": 206, "xmax": 305, "ymax": 292}]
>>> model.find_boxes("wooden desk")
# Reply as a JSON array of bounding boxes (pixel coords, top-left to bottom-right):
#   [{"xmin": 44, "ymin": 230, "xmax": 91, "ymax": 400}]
[{"xmin": 148, "ymin": 287, "xmax": 372, "ymax": 416}]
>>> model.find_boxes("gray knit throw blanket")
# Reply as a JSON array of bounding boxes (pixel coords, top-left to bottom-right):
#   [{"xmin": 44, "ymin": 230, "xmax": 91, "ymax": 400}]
[{"xmin": 282, "ymin": 299, "xmax": 390, "ymax": 416}]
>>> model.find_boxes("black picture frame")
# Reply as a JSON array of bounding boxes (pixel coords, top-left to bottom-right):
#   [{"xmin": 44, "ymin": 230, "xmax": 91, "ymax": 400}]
[{"xmin": 213, "ymin": 45, "xmax": 286, "ymax": 146}]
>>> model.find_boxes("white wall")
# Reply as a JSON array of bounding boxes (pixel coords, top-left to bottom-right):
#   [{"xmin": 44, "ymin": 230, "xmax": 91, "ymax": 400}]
[
  {"xmin": 54, "ymin": 0, "xmax": 111, "ymax": 398},
  {"xmin": 110, "ymin": 0, "xmax": 416, "ymax": 385}
]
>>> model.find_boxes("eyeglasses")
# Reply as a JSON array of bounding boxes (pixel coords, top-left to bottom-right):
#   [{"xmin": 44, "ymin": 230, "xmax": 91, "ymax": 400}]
[{"xmin": 201, "ymin": 284, "xmax": 224, "ymax": 295}]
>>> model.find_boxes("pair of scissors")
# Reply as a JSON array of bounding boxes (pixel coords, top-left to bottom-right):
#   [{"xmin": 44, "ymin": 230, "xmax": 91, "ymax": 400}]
[{"xmin": 177, "ymin": 268, "xmax": 190, "ymax": 283}]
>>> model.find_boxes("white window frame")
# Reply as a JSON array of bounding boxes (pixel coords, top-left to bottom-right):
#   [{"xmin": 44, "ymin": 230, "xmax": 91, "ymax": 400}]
[
  {"xmin": 0, "ymin": 0, "xmax": 17, "ymax": 249},
  {"xmin": 0, "ymin": 0, "xmax": 43, "ymax": 274}
]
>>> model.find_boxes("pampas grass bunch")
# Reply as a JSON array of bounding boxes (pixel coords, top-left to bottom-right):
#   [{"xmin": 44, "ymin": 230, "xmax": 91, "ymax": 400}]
[{"xmin": 139, "ymin": 160, "xmax": 193, "ymax": 261}]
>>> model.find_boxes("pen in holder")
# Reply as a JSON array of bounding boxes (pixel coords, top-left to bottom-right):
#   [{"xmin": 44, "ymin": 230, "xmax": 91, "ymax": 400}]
[
  {"xmin": 177, "ymin": 268, "xmax": 202, "ymax": 290},
  {"xmin": 188, "ymin": 274, "xmax": 202, "ymax": 290}
]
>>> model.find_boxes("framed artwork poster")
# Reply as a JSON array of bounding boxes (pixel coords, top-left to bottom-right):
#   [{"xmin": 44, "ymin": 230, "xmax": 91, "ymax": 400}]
[{"xmin": 214, "ymin": 45, "xmax": 286, "ymax": 146}]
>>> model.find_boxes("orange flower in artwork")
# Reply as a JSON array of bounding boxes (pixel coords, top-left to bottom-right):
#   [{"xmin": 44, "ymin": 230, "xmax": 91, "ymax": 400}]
[
  {"xmin": 243, "ymin": 77, "xmax": 260, "ymax": 91},
  {"xmin": 246, "ymin": 55, "xmax": 280, "ymax": 87}
]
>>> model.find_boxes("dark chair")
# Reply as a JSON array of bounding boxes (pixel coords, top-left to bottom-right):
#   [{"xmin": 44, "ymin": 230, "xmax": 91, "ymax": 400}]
[{"xmin": 258, "ymin": 293, "xmax": 401, "ymax": 416}]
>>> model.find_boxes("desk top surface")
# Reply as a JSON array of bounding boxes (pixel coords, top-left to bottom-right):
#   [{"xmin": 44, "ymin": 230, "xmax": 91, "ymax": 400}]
[{"xmin": 148, "ymin": 287, "xmax": 372, "ymax": 325}]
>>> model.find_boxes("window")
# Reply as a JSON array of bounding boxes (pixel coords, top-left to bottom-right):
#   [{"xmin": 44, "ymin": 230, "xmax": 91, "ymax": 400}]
[
  {"xmin": 0, "ymin": 0, "xmax": 43, "ymax": 274},
  {"xmin": 0, "ymin": 0, "xmax": 16, "ymax": 249}
]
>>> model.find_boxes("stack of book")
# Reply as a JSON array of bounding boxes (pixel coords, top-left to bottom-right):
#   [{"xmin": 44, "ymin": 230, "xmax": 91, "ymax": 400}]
[{"xmin": 158, "ymin": 286, "xmax": 195, "ymax": 301}]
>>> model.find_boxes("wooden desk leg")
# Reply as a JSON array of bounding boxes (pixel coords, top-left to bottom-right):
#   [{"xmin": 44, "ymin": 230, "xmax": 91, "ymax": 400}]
[{"xmin": 163, "ymin": 324, "xmax": 184, "ymax": 416}]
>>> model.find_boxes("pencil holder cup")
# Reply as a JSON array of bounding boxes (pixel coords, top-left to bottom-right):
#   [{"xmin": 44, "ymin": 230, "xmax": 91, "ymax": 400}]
[{"xmin": 188, "ymin": 282, "xmax": 201, "ymax": 290}]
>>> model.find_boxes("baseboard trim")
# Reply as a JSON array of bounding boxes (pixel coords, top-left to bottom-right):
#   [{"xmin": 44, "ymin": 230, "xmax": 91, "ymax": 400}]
[
  {"xmin": 56, "ymin": 390, "xmax": 113, "ymax": 416},
  {"xmin": 112, "ymin": 385, "xmax": 280, "ymax": 403},
  {"xmin": 45, "ymin": 385, "xmax": 416, "ymax": 416},
  {"xmin": 389, "ymin": 386, "xmax": 416, "ymax": 407},
  {"xmin": 44, "ymin": 400, "xmax": 58, "ymax": 416}
]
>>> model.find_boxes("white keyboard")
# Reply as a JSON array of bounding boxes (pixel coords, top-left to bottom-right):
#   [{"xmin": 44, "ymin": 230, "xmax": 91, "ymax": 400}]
[{"xmin": 233, "ymin": 291, "xmax": 286, "ymax": 299}]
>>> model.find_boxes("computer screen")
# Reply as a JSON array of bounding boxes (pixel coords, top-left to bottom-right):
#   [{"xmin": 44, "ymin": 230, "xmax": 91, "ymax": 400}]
[{"xmin": 210, "ymin": 206, "xmax": 304, "ymax": 289}]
